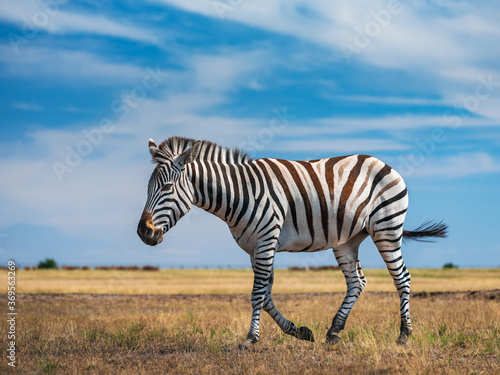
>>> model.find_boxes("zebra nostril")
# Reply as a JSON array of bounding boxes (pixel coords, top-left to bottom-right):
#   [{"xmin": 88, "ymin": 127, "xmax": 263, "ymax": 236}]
[
  {"xmin": 138, "ymin": 218, "xmax": 155, "ymax": 240},
  {"xmin": 138, "ymin": 211, "xmax": 155, "ymax": 236}
]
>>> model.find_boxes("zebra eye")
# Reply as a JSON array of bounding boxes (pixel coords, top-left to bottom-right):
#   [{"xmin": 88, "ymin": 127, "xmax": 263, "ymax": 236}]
[{"xmin": 161, "ymin": 183, "xmax": 173, "ymax": 191}]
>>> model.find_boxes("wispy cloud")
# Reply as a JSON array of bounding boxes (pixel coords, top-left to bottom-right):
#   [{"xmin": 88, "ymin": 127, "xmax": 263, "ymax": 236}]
[
  {"xmin": 332, "ymin": 95, "xmax": 445, "ymax": 106},
  {"xmin": 0, "ymin": 141, "xmax": 147, "ymax": 237},
  {"xmin": 295, "ymin": 116, "xmax": 500, "ymax": 138},
  {"xmin": 153, "ymin": 0, "xmax": 500, "ymax": 105},
  {"xmin": 0, "ymin": 0, "xmax": 160, "ymax": 46},
  {"xmin": 0, "ymin": 45, "xmax": 150, "ymax": 84},
  {"xmin": 410, "ymin": 152, "xmax": 500, "ymax": 178},
  {"xmin": 188, "ymin": 49, "xmax": 271, "ymax": 92},
  {"xmin": 1, "ymin": 0, "xmax": 499, "ymax": 268},
  {"xmin": 12, "ymin": 102, "xmax": 43, "ymax": 111},
  {"xmin": 271, "ymin": 138, "xmax": 409, "ymax": 154}
]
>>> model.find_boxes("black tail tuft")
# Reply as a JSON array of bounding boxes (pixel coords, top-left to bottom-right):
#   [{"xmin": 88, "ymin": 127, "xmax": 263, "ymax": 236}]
[{"xmin": 403, "ymin": 221, "xmax": 448, "ymax": 242}]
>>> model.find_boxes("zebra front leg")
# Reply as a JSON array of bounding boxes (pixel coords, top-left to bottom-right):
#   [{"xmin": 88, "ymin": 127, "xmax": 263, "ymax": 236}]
[
  {"xmin": 263, "ymin": 269, "xmax": 314, "ymax": 342},
  {"xmin": 239, "ymin": 246, "xmax": 314, "ymax": 349},
  {"xmin": 239, "ymin": 253, "xmax": 273, "ymax": 349}
]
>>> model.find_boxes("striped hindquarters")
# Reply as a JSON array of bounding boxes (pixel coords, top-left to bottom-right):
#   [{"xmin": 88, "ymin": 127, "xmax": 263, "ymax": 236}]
[{"xmin": 258, "ymin": 155, "xmax": 408, "ymax": 251}]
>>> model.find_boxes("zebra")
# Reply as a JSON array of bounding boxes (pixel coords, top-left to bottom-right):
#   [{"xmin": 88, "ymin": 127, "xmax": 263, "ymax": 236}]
[{"xmin": 137, "ymin": 136, "xmax": 447, "ymax": 348}]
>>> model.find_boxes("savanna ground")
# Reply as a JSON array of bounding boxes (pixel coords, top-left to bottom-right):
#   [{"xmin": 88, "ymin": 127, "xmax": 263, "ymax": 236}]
[{"xmin": 1, "ymin": 268, "xmax": 499, "ymax": 374}]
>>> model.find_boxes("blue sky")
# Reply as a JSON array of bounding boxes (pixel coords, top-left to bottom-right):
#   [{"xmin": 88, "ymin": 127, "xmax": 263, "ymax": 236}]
[{"xmin": 1, "ymin": 0, "xmax": 499, "ymax": 269}]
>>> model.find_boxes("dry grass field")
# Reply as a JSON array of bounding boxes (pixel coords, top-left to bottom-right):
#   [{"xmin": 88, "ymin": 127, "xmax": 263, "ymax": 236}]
[
  {"xmin": 11, "ymin": 268, "xmax": 500, "ymax": 294},
  {"xmin": 1, "ymin": 268, "xmax": 499, "ymax": 374}
]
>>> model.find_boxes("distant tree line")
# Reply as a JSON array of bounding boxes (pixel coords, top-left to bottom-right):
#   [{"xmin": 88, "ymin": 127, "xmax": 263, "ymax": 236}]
[
  {"xmin": 19, "ymin": 259, "xmax": 160, "ymax": 271},
  {"xmin": 289, "ymin": 265, "xmax": 340, "ymax": 271}
]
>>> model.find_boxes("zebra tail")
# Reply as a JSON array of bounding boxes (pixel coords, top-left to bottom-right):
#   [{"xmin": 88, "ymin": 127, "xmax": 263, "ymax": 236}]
[{"xmin": 402, "ymin": 221, "xmax": 448, "ymax": 242}]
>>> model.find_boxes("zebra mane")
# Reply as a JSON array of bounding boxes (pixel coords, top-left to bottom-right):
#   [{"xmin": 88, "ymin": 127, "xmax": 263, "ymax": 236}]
[{"xmin": 155, "ymin": 136, "xmax": 253, "ymax": 164}]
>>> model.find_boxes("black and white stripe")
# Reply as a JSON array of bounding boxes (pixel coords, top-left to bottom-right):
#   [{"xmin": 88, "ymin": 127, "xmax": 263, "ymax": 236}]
[{"xmin": 138, "ymin": 136, "xmax": 447, "ymax": 346}]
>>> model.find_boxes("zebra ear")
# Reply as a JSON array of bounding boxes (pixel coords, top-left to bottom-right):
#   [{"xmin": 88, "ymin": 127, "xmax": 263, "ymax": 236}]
[
  {"xmin": 189, "ymin": 140, "xmax": 202, "ymax": 161},
  {"xmin": 149, "ymin": 138, "xmax": 159, "ymax": 158},
  {"xmin": 175, "ymin": 140, "xmax": 202, "ymax": 167}
]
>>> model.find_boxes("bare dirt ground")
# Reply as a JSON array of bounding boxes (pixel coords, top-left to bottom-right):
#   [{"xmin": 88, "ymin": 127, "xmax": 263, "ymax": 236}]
[{"xmin": 16, "ymin": 288, "xmax": 500, "ymax": 305}]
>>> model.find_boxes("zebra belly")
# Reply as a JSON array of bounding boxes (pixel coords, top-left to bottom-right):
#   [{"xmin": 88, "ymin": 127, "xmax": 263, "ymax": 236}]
[
  {"xmin": 277, "ymin": 225, "xmax": 341, "ymax": 253},
  {"xmin": 230, "ymin": 220, "xmax": 340, "ymax": 254}
]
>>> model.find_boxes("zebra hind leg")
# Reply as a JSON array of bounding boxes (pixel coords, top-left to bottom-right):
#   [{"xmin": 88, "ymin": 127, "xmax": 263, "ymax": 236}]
[
  {"xmin": 326, "ymin": 233, "xmax": 368, "ymax": 344},
  {"xmin": 263, "ymin": 269, "xmax": 314, "ymax": 342},
  {"xmin": 372, "ymin": 225, "xmax": 412, "ymax": 344}
]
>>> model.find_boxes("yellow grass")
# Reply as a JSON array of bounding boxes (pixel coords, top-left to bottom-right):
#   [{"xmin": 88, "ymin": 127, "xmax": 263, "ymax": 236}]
[
  {"xmin": 1, "ymin": 268, "xmax": 499, "ymax": 374},
  {"xmin": 1, "ymin": 291, "xmax": 498, "ymax": 374},
  {"xmin": 11, "ymin": 268, "xmax": 500, "ymax": 294}
]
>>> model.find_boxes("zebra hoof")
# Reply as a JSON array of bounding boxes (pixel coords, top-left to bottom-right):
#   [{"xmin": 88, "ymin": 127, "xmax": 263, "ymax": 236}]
[
  {"xmin": 297, "ymin": 326, "xmax": 315, "ymax": 342},
  {"xmin": 325, "ymin": 331, "xmax": 341, "ymax": 344},
  {"xmin": 397, "ymin": 334, "xmax": 409, "ymax": 345},
  {"xmin": 238, "ymin": 338, "xmax": 256, "ymax": 350},
  {"xmin": 397, "ymin": 322, "xmax": 412, "ymax": 345}
]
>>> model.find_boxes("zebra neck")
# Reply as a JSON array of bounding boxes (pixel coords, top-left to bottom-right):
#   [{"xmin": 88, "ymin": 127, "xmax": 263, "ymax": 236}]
[{"xmin": 187, "ymin": 160, "xmax": 252, "ymax": 224}]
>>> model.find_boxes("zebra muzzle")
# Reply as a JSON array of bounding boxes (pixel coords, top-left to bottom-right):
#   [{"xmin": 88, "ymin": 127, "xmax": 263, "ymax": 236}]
[{"xmin": 137, "ymin": 211, "xmax": 164, "ymax": 246}]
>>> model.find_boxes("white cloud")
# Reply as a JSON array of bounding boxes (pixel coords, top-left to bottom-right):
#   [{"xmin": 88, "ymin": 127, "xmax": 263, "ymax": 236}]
[
  {"xmin": 1, "ymin": 1, "xmax": 499, "ymax": 269},
  {"xmin": 287, "ymin": 115, "xmax": 500, "ymax": 139},
  {"xmin": 12, "ymin": 102, "xmax": 43, "ymax": 111},
  {"xmin": 151, "ymin": 0, "xmax": 500, "ymax": 121},
  {"xmin": 0, "ymin": 147, "xmax": 147, "ymax": 236},
  {"xmin": 0, "ymin": 102, "xmax": 497, "ymax": 268},
  {"xmin": 0, "ymin": 45, "xmax": 151, "ymax": 83},
  {"xmin": 408, "ymin": 152, "xmax": 500, "ymax": 178},
  {"xmin": 151, "ymin": 0, "xmax": 500, "ymax": 65},
  {"xmin": 149, "ymin": 0, "xmax": 364, "ymax": 54},
  {"xmin": 105, "ymin": 49, "xmax": 280, "ymax": 142},
  {"xmin": 271, "ymin": 138, "xmax": 409, "ymax": 154},
  {"xmin": 332, "ymin": 95, "xmax": 444, "ymax": 106},
  {"xmin": 0, "ymin": 126, "xmax": 249, "ymax": 267},
  {"xmin": 0, "ymin": 0, "xmax": 160, "ymax": 45},
  {"xmin": 188, "ymin": 50, "xmax": 270, "ymax": 92}
]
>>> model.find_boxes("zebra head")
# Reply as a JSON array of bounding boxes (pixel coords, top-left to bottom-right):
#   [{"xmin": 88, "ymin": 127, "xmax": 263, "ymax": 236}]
[{"xmin": 137, "ymin": 138, "xmax": 201, "ymax": 246}]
